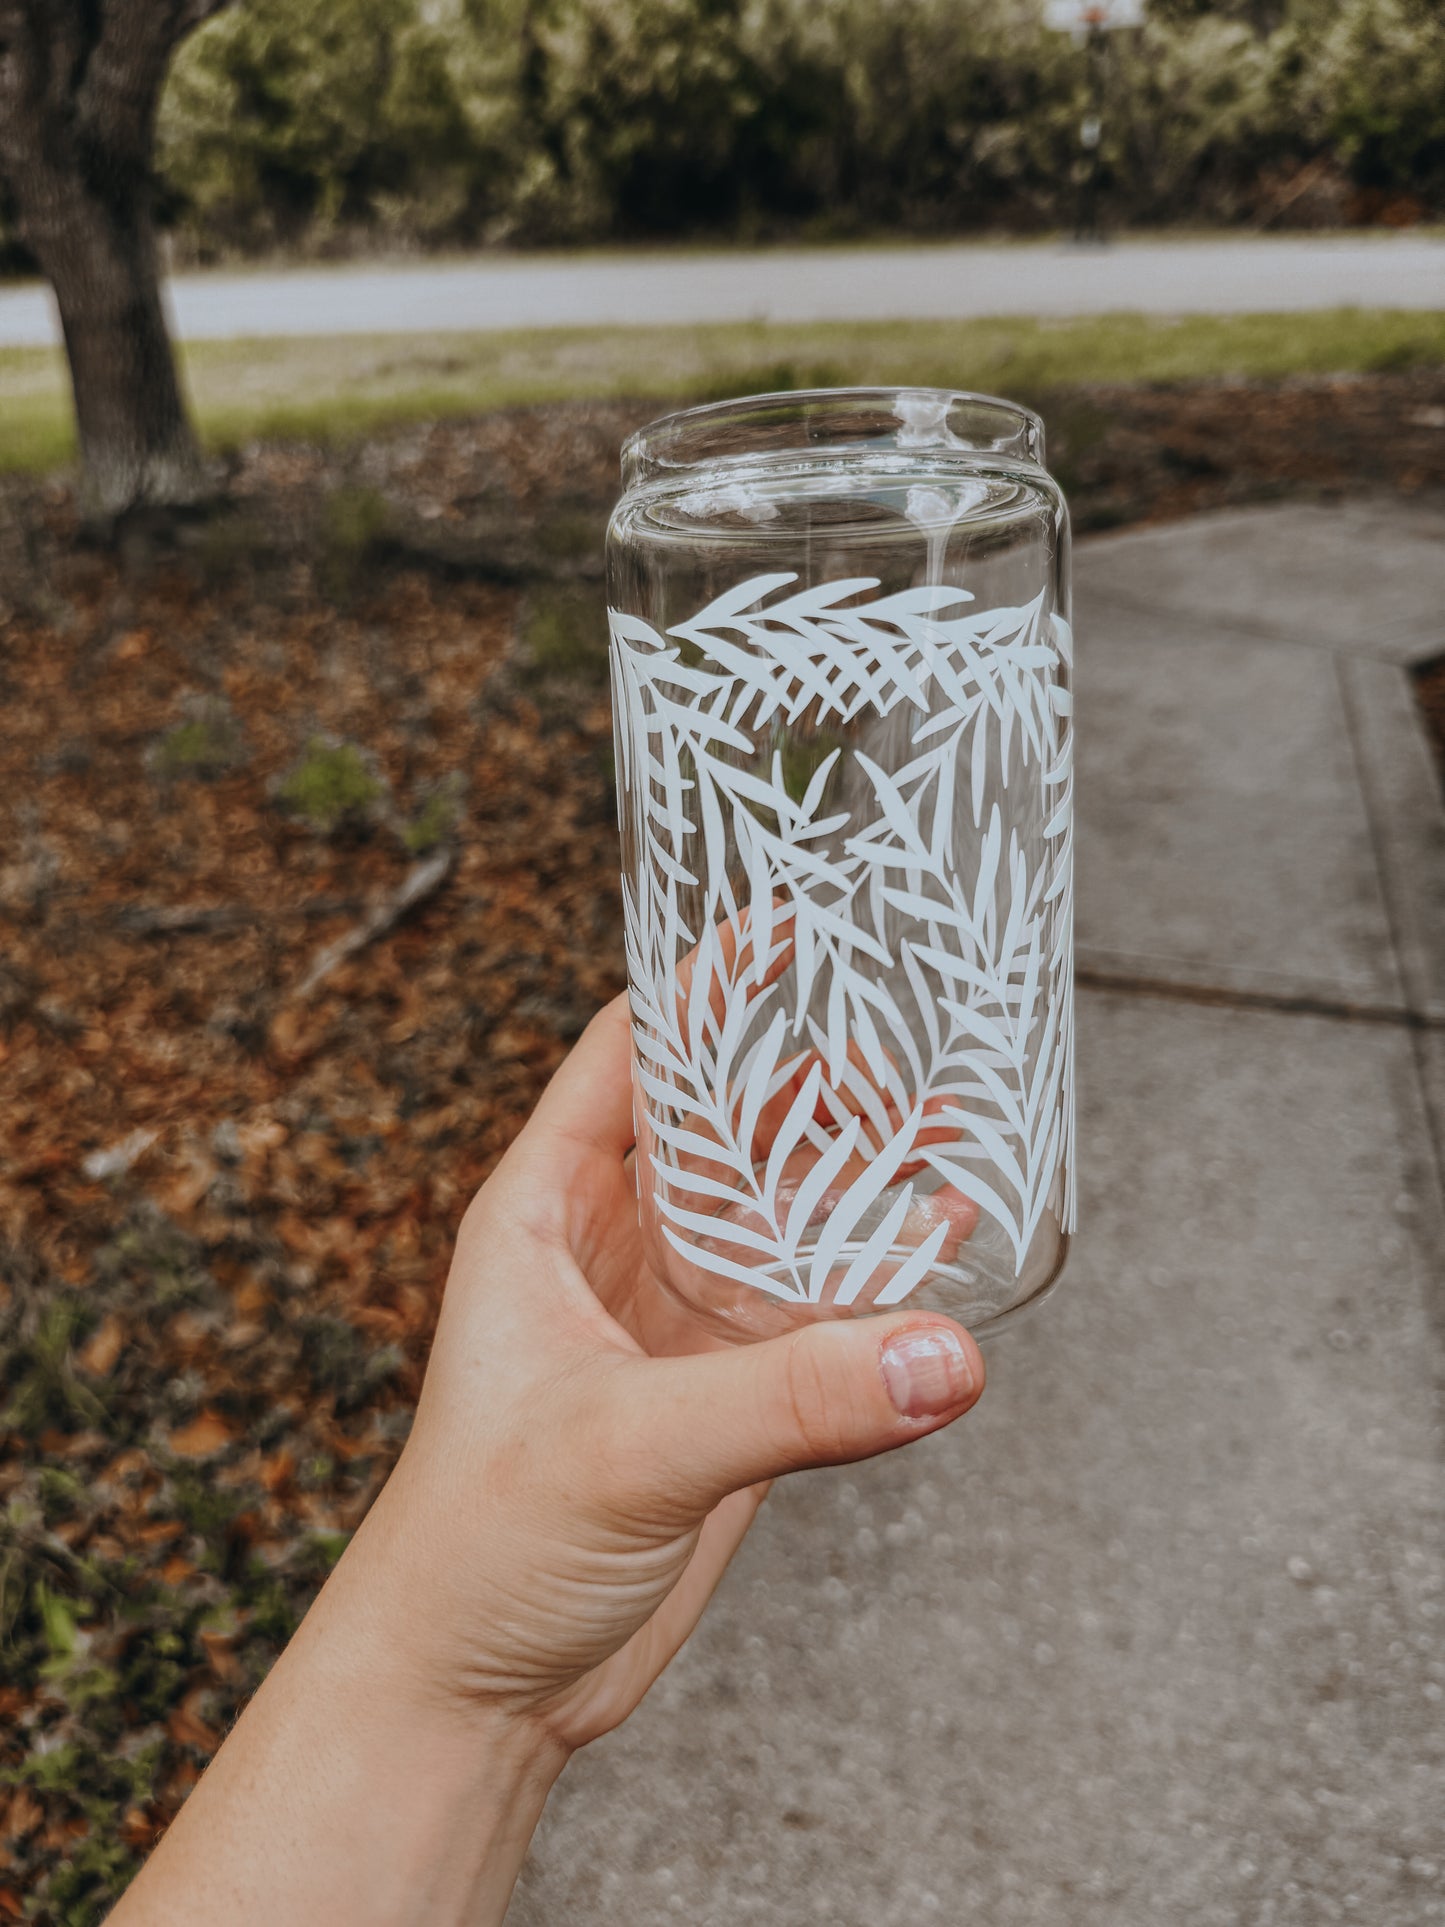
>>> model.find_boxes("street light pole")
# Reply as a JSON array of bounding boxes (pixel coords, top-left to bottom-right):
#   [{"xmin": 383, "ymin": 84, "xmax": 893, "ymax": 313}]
[
  {"xmin": 1043, "ymin": 0, "xmax": 1144, "ymax": 246},
  {"xmin": 1077, "ymin": 23, "xmax": 1106, "ymax": 242}
]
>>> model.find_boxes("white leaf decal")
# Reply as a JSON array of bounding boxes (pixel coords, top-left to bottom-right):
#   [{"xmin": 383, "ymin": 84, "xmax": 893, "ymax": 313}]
[
  {"xmin": 832, "ymin": 1189, "xmax": 917, "ymax": 1307},
  {"xmin": 874, "ymin": 1219, "xmax": 953, "ymax": 1305},
  {"xmin": 610, "ymin": 570, "xmax": 1074, "ymax": 1314}
]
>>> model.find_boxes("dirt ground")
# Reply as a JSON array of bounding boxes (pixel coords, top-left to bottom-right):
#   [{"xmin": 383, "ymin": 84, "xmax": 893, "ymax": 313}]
[{"xmin": 1, "ymin": 373, "xmax": 1443, "ymax": 1923}]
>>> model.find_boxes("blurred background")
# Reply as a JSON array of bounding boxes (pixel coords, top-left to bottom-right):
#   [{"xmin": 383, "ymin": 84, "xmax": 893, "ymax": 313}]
[
  {"xmin": 1, "ymin": 2, "xmax": 1443, "ymax": 1922},
  {"xmin": 11, "ymin": 0, "xmax": 1445, "ymax": 268}
]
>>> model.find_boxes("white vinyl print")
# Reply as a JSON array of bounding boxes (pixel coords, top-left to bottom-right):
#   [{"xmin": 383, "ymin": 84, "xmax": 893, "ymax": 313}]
[{"xmin": 611, "ymin": 573, "xmax": 1074, "ymax": 1311}]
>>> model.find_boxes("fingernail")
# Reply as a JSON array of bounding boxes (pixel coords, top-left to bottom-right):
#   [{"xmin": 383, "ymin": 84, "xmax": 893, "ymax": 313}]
[{"xmin": 880, "ymin": 1327, "xmax": 974, "ymax": 1420}]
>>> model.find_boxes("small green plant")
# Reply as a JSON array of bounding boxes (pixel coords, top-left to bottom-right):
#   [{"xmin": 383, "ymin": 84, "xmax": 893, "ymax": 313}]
[
  {"xmin": 297, "ymin": 1313, "xmax": 401, "ymax": 1413},
  {"xmin": 38, "ymin": 1465, "xmax": 87, "ymax": 1523},
  {"xmin": 150, "ymin": 697, "xmax": 245, "ymax": 779},
  {"xmin": 184, "ymin": 505, "xmax": 267, "ymax": 582},
  {"xmin": 170, "ymin": 1472, "xmax": 244, "ymax": 1553},
  {"xmin": 275, "ymin": 735, "xmax": 389, "ymax": 836},
  {"xmin": 2, "ymin": 1737, "xmax": 164, "ymax": 1926},
  {"xmin": 317, "ymin": 483, "xmax": 391, "ymax": 601},
  {"xmin": 534, "ymin": 510, "xmax": 606, "ymax": 563},
  {"xmin": 2, "ymin": 1297, "xmax": 105, "ymax": 1438},
  {"xmin": 401, "ymin": 772, "xmax": 466, "ymax": 854},
  {"xmin": 101, "ymin": 1211, "xmax": 211, "ymax": 1307},
  {"xmin": 302, "ymin": 1529, "xmax": 350, "ymax": 1573},
  {"xmin": 519, "ymin": 585, "xmax": 608, "ymax": 687}
]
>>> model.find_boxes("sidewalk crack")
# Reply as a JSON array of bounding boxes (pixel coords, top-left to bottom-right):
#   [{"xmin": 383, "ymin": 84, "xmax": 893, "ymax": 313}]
[{"xmin": 1077, "ymin": 966, "xmax": 1444, "ymax": 1032}]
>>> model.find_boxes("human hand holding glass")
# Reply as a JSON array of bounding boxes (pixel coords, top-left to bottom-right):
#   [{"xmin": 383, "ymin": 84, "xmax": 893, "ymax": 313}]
[{"xmin": 114, "ymin": 996, "xmax": 984, "ymax": 1927}]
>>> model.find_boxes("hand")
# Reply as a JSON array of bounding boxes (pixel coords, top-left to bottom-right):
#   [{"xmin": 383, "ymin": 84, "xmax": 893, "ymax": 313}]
[
  {"xmin": 360, "ymin": 992, "xmax": 986, "ymax": 1753},
  {"xmin": 114, "ymin": 993, "xmax": 986, "ymax": 1927}
]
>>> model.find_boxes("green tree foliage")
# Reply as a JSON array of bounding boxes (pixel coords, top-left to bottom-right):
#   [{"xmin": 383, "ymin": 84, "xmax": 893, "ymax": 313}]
[
  {"xmin": 157, "ymin": 0, "xmax": 532, "ymax": 252},
  {"xmin": 152, "ymin": 0, "xmax": 1445, "ymax": 255},
  {"xmin": 1313, "ymin": 0, "xmax": 1445, "ymax": 197}
]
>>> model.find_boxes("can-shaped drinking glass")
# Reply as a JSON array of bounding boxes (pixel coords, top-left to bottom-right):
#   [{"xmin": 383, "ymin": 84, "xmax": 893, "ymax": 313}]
[{"xmin": 608, "ymin": 389, "xmax": 1074, "ymax": 1343}]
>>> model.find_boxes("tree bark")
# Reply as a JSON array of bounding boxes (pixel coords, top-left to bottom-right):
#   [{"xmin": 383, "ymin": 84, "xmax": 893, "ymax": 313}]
[
  {"xmin": 0, "ymin": 1, "xmax": 233, "ymax": 521},
  {"xmin": 29, "ymin": 172, "xmax": 207, "ymax": 519}
]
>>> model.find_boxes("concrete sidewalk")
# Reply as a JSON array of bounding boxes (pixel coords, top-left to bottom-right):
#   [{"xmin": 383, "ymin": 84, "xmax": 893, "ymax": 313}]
[
  {"xmin": 3, "ymin": 235, "xmax": 1445, "ymax": 345},
  {"xmin": 510, "ymin": 502, "xmax": 1445, "ymax": 1927}
]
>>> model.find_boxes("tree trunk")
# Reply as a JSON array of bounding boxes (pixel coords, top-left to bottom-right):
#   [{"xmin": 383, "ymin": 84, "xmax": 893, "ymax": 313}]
[
  {"xmin": 28, "ymin": 178, "xmax": 208, "ymax": 521},
  {"xmin": 0, "ymin": 0, "xmax": 227, "ymax": 525}
]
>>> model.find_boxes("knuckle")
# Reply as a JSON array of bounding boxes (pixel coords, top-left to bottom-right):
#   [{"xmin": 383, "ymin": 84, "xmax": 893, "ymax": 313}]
[
  {"xmin": 779, "ymin": 1334, "xmax": 854, "ymax": 1465},
  {"xmin": 584, "ymin": 994, "xmax": 630, "ymax": 1048}
]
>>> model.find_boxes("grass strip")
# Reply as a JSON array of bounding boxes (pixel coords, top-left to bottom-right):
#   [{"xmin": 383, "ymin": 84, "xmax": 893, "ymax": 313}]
[{"xmin": 3, "ymin": 307, "xmax": 1445, "ymax": 473}]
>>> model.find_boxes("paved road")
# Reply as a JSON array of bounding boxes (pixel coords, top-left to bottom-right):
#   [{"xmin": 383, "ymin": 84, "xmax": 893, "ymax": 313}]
[
  {"xmin": 2, "ymin": 235, "xmax": 1442, "ymax": 345},
  {"xmin": 510, "ymin": 501, "xmax": 1445, "ymax": 1926}
]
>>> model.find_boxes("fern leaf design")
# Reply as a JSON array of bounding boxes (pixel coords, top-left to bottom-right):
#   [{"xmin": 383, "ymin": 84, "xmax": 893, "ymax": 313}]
[{"xmin": 610, "ymin": 570, "xmax": 1075, "ymax": 1308}]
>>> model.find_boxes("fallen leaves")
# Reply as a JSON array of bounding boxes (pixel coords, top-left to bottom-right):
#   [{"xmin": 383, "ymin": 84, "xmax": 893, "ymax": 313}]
[
  {"xmin": 0, "ymin": 404, "xmax": 629, "ymax": 1925},
  {"xmin": 292, "ymin": 845, "xmax": 455, "ymax": 1000},
  {"xmin": 166, "ymin": 1410, "xmax": 236, "ymax": 1458},
  {"xmin": 165, "ymin": 1690, "xmax": 221, "ymax": 1756},
  {"xmin": 4, "ymin": 383, "xmax": 1439, "ymax": 1924},
  {"xmin": 80, "ymin": 1129, "xmax": 159, "ymax": 1183},
  {"xmin": 76, "ymin": 1314, "xmax": 124, "ymax": 1378},
  {"xmin": 3, "ymin": 1787, "xmax": 43, "ymax": 1842},
  {"xmin": 1414, "ymin": 652, "xmax": 1445, "ymax": 795}
]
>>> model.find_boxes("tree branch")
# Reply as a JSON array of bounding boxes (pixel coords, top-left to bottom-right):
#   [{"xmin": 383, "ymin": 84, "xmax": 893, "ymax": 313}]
[
  {"xmin": 0, "ymin": 0, "xmax": 237, "ymax": 187},
  {"xmin": 175, "ymin": 0, "xmax": 236, "ymax": 38},
  {"xmin": 0, "ymin": 3, "xmax": 73, "ymax": 181},
  {"xmin": 75, "ymin": 1, "xmax": 193, "ymax": 159}
]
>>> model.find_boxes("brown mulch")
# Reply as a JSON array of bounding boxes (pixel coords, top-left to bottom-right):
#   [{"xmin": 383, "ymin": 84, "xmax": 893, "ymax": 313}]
[
  {"xmin": 1047, "ymin": 370, "xmax": 1445, "ymax": 531},
  {"xmin": 0, "ymin": 409, "xmax": 628, "ymax": 1922},
  {"xmin": 0, "ymin": 373, "xmax": 1443, "ymax": 1922},
  {"xmin": 1415, "ymin": 654, "xmax": 1445, "ymax": 793}
]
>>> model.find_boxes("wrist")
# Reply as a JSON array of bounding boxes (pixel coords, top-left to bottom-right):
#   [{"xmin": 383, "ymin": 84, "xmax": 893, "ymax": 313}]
[
  {"xmin": 320, "ymin": 1489, "xmax": 572, "ymax": 1769},
  {"xmin": 307, "ymin": 1489, "xmax": 570, "ymax": 1921},
  {"xmin": 117, "ymin": 1494, "xmax": 567, "ymax": 1927},
  {"xmin": 329, "ymin": 1447, "xmax": 571, "ymax": 1754}
]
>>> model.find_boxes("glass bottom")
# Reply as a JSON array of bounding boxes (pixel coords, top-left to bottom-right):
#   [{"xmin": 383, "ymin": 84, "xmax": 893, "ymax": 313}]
[{"xmin": 651, "ymin": 1212, "xmax": 1070, "ymax": 1347}]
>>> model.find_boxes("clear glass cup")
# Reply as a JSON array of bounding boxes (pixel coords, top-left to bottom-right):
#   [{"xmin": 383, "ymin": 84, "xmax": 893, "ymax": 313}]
[{"xmin": 608, "ymin": 388, "xmax": 1074, "ymax": 1343}]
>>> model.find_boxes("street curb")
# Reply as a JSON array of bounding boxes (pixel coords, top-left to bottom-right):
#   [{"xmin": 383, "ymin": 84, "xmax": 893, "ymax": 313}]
[{"xmin": 1337, "ymin": 654, "xmax": 1445, "ymax": 1025}]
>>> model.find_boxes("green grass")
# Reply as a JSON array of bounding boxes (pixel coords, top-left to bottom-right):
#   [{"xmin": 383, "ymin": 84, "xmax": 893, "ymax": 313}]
[
  {"xmin": 4, "ymin": 307, "xmax": 1445, "ymax": 474},
  {"xmin": 275, "ymin": 736, "xmax": 388, "ymax": 834}
]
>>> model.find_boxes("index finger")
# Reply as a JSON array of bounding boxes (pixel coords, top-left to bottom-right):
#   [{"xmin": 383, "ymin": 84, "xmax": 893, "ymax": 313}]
[{"xmin": 525, "ymin": 992, "xmax": 636, "ymax": 1172}]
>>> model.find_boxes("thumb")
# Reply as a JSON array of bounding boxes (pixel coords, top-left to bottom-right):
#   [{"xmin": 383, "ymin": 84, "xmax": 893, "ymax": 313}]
[{"xmin": 628, "ymin": 1316, "xmax": 984, "ymax": 1509}]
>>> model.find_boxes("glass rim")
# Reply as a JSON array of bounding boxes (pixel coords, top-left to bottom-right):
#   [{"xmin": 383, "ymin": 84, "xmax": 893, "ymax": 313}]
[{"xmin": 621, "ymin": 386, "xmax": 1046, "ymax": 489}]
